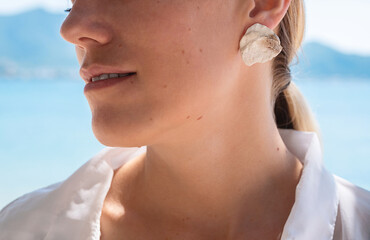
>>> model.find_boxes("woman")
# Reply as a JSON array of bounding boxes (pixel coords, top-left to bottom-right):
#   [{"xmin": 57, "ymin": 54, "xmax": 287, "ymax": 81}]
[{"xmin": 0, "ymin": 0, "xmax": 369, "ymax": 239}]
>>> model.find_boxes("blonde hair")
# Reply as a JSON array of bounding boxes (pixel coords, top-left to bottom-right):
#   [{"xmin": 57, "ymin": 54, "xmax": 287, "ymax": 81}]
[{"xmin": 271, "ymin": 0, "xmax": 323, "ymax": 146}]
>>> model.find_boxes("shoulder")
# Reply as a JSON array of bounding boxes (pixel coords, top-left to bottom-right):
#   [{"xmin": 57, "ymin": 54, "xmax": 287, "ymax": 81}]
[
  {"xmin": 334, "ymin": 174, "xmax": 370, "ymax": 213},
  {"xmin": 0, "ymin": 146, "xmax": 144, "ymax": 240},
  {"xmin": 0, "ymin": 180, "xmax": 64, "ymax": 240},
  {"xmin": 333, "ymin": 174, "xmax": 370, "ymax": 239},
  {"xmin": 0, "ymin": 148, "xmax": 107, "ymax": 240}
]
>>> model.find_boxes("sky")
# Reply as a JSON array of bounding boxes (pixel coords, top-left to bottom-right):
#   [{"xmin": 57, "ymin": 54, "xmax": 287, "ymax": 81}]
[{"xmin": 0, "ymin": 0, "xmax": 369, "ymax": 55}]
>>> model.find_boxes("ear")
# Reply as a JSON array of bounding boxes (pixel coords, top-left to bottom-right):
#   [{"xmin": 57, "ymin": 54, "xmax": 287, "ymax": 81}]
[{"xmin": 248, "ymin": 0, "xmax": 292, "ymax": 30}]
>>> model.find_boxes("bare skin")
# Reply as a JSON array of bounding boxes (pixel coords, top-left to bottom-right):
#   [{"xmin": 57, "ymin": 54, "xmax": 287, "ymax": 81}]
[{"xmin": 60, "ymin": 0, "xmax": 302, "ymax": 239}]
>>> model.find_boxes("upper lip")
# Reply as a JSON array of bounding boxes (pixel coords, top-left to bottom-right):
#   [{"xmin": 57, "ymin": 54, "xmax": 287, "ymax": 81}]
[{"xmin": 80, "ymin": 64, "xmax": 136, "ymax": 83}]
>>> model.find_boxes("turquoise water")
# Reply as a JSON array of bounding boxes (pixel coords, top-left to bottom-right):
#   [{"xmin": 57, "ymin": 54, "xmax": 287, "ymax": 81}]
[
  {"xmin": 1, "ymin": 77, "xmax": 369, "ymax": 209},
  {"xmin": 295, "ymin": 77, "xmax": 370, "ymax": 190}
]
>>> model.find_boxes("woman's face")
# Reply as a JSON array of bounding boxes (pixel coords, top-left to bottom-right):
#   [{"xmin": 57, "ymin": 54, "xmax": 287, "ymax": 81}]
[{"xmin": 60, "ymin": 0, "xmax": 251, "ymax": 147}]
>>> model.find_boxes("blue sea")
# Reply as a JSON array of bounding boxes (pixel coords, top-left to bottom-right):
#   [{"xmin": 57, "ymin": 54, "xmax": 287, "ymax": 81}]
[{"xmin": 1, "ymin": 77, "xmax": 370, "ymax": 209}]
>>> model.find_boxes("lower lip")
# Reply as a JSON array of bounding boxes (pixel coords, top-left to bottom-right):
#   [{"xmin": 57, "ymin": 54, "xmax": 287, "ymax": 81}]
[{"xmin": 84, "ymin": 73, "xmax": 136, "ymax": 92}]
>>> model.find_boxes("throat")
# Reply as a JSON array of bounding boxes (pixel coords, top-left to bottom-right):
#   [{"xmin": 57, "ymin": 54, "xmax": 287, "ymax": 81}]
[{"xmin": 101, "ymin": 149, "xmax": 303, "ymax": 240}]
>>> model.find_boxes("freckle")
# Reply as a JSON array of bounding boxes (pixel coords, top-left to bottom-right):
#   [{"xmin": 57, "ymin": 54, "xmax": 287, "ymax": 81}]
[
  {"xmin": 156, "ymin": 0, "xmax": 160, "ymax": 3},
  {"xmin": 277, "ymin": 147, "xmax": 279, "ymax": 151},
  {"xmin": 199, "ymin": 48, "xmax": 203, "ymax": 53},
  {"xmin": 186, "ymin": 115, "xmax": 190, "ymax": 119},
  {"xmin": 130, "ymin": 80, "xmax": 134, "ymax": 84},
  {"xmin": 186, "ymin": 60, "xmax": 190, "ymax": 64},
  {"xmin": 197, "ymin": 115, "xmax": 203, "ymax": 120},
  {"xmin": 163, "ymin": 84, "xmax": 167, "ymax": 88},
  {"xmin": 150, "ymin": 118, "xmax": 153, "ymax": 121},
  {"xmin": 181, "ymin": 50, "xmax": 185, "ymax": 54},
  {"xmin": 188, "ymin": 27, "xmax": 191, "ymax": 31},
  {"xmin": 197, "ymin": 6, "xmax": 200, "ymax": 10},
  {"xmin": 118, "ymin": 44, "xmax": 122, "ymax": 48}
]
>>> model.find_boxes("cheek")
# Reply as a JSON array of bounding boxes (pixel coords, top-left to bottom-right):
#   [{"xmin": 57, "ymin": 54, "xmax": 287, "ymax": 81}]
[{"xmin": 130, "ymin": 2, "xmax": 238, "ymax": 102}]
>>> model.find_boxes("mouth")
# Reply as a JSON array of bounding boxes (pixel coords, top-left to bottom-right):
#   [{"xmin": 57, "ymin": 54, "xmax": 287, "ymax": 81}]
[
  {"xmin": 80, "ymin": 64, "xmax": 137, "ymax": 84},
  {"xmin": 84, "ymin": 72, "xmax": 137, "ymax": 92},
  {"xmin": 91, "ymin": 72, "xmax": 136, "ymax": 82}
]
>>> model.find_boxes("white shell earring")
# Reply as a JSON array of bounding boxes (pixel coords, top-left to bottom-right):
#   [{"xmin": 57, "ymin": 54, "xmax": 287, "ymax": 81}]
[{"xmin": 239, "ymin": 23, "xmax": 283, "ymax": 66}]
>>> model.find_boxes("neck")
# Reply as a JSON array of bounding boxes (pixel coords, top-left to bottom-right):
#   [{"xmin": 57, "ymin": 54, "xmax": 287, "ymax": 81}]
[
  {"xmin": 141, "ymin": 113, "xmax": 300, "ymax": 212},
  {"xmin": 114, "ymin": 68, "xmax": 303, "ymax": 236},
  {"xmin": 128, "ymin": 84, "xmax": 302, "ymax": 232}
]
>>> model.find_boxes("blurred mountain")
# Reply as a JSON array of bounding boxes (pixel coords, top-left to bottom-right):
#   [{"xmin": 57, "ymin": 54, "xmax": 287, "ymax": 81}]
[
  {"xmin": 292, "ymin": 41, "xmax": 370, "ymax": 79},
  {"xmin": 0, "ymin": 8, "xmax": 369, "ymax": 79}
]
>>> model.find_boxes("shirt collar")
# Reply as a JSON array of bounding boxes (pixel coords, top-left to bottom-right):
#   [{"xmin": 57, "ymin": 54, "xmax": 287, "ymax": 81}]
[
  {"xmin": 15, "ymin": 128, "xmax": 339, "ymax": 240},
  {"xmin": 278, "ymin": 128, "xmax": 339, "ymax": 240}
]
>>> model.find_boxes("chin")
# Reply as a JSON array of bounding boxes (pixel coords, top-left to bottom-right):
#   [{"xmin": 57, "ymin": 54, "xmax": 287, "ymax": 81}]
[{"xmin": 91, "ymin": 119, "xmax": 145, "ymax": 148}]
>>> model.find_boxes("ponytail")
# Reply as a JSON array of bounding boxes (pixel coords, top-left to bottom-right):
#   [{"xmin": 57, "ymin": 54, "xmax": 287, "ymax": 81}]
[{"xmin": 271, "ymin": 0, "xmax": 322, "ymax": 146}]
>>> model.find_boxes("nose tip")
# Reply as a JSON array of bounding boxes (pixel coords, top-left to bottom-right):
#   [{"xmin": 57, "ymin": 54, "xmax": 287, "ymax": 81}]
[{"xmin": 59, "ymin": 10, "xmax": 113, "ymax": 48}]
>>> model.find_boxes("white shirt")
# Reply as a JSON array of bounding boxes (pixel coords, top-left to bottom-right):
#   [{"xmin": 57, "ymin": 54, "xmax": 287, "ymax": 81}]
[{"xmin": 0, "ymin": 128, "xmax": 369, "ymax": 240}]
